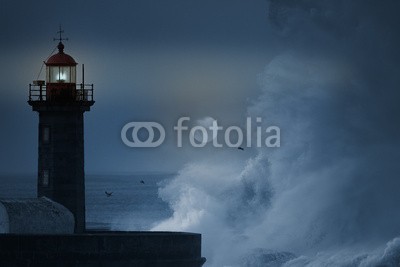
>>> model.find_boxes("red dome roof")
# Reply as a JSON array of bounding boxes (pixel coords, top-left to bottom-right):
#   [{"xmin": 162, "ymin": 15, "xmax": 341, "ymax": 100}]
[
  {"xmin": 45, "ymin": 42, "xmax": 77, "ymax": 66},
  {"xmin": 46, "ymin": 53, "xmax": 77, "ymax": 66}
]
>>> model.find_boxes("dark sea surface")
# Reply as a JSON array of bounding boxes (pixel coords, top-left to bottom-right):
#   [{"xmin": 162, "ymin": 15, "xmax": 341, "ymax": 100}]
[{"xmin": 0, "ymin": 174, "xmax": 174, "ymax": 231}]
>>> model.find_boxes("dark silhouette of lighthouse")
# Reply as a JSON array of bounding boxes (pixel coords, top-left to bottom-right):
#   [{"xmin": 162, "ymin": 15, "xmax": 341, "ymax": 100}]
[{"xmin": 28, "ymin": 28, "xmax": 94, "ymax": 233}]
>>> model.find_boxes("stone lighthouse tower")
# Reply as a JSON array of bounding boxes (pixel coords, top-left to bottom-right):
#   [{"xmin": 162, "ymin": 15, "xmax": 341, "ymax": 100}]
[{"xmin": 28, "ymin": 29, "xmax": 94, "ymax": 233}]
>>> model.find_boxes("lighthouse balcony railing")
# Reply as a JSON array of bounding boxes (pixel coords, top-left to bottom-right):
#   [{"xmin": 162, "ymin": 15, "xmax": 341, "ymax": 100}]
[{"xmin": 28, "ymin": 83, "xmax": 94, "ymax": 102}]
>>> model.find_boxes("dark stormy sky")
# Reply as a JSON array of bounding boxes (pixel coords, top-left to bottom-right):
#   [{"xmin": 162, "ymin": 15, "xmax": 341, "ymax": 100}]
[
  {"xmin": 1, "ymin": 0, "xmax": 400, "ymax": 178},
  {"xmin": 0, "ymin": 0, "xmax": 272, "ymax": 174}
]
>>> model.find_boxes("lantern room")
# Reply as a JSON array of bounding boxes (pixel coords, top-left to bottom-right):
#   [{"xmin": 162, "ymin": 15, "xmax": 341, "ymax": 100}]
[
  {"xmin": 46, "ymin": 42, "xmax": 76, "ymax": 83},
  {"xmin": 28, "ymin": 39, "xmax": 94, "ymax": 104},
  {"xmin": 45, "ymin": 42, "xmax": 77, "ymax": 101}
]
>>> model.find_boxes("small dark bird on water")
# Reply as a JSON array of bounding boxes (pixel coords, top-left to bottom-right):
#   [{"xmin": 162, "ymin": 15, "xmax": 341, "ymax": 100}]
[
  {"xmin": 140, "ymin": 180, "xmax": 145, "ymax": 184},
  {"xmin": 238, "ymin": 147, "xmax": 244, "ymax": 151},
  {"xmin": 105, "ymin": 191, "xmax": 113, "ymax": 197}
]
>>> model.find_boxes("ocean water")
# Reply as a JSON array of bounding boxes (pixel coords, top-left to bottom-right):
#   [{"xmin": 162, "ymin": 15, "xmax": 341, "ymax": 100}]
[
  {"xmin": 0, "ymin": 174, "xmax": 174, "ymax": 231},
  {"xmin": 86, "ymin": 174, "xmax": 174, "ymax": 230}
]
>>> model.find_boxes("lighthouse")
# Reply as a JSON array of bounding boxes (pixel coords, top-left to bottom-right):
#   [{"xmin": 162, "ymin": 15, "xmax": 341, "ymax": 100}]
[
  {"xmin": 0, "ymin": 28, "xmax": 206, "ymax": 267},
  {"xmin": 28, "ymin": 28, "xmax": 94, "ymax": 233}
]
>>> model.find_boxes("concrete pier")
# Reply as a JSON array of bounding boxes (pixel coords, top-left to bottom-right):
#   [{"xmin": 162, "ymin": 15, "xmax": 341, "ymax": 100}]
[{"xmin": 0, "ymin": 231, "xmax": 206, "ymax": 267}]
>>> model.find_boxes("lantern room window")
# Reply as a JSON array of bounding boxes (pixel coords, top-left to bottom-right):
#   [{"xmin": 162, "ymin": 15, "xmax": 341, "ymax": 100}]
[{"xmin": 46, "ymin": 66, "xmax": 76, "ymax": 83}]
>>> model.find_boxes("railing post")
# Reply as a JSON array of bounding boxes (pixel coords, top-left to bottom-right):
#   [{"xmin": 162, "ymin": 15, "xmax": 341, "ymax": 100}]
[
  {"xmin": 80, "ymin": 83, "xmax": 83, "ymax": 101},
  {"xmin": 39, "ymin": 85, "xmax": 43, "ymax": 101}
]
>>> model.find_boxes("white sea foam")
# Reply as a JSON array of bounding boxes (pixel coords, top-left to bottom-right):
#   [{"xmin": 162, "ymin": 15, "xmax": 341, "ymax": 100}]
[{"xmin": 153, "ymin": 49, "xmax": 400, "ymax": 267}]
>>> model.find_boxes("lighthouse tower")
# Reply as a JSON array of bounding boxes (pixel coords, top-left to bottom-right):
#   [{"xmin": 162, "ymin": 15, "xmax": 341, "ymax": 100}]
[{"xmin": 28, "ymin": 29, "xmax": 94, "ymax": 233}]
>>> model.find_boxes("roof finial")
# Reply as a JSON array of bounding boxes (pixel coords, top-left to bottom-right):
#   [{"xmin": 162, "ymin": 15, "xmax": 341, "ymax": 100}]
[{"xmin": 53, "ymin": 24, "xmax": 68, "ymax": 53}]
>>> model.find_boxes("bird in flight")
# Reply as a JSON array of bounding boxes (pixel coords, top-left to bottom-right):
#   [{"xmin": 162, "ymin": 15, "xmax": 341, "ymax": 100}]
[
  {"xmin": 140, "ymin": 180, "xmax": 145, "ymax": 184},
  {"xmin": 105, "ymin": 191, "xmax": 113, "ymax": 197},
  {"xmin": 238, "ymin": 147, "xmax": 244, "ymax": 151}
]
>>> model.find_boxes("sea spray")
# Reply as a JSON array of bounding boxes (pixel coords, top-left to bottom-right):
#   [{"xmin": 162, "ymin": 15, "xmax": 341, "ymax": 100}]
[{"xmin": 153, "ymin": 1, "xmax": 400, "ymax": 266}]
